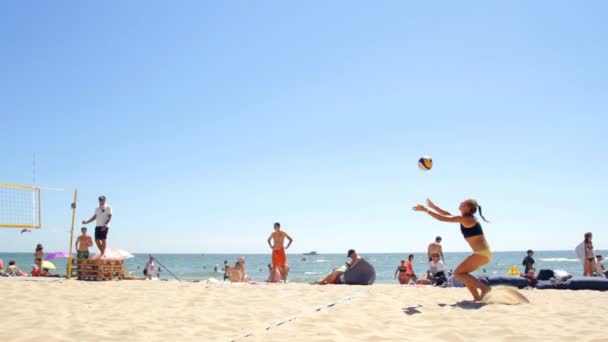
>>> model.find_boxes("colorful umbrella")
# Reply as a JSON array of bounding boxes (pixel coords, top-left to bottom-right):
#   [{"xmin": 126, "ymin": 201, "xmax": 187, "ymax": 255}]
[
  {"xmin": 93, "ymin": 247, "xmax": 134, "ymax": 260},
  {"xmin": 45, "ymin": 251, "xmax": 70, "ymax": 260},
  {"xmin": 41, "ymin": 261, "xmax": 56, "ymax": 270}
]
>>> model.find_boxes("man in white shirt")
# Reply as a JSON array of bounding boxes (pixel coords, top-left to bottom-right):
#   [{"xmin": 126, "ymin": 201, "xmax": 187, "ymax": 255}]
[
  {"xmin": 416, "ymin": 253, "xmax": 448, "ymax": 286},
  {"xmin": 428, "ymin": 253, "xmax": 448, "ymax": 279},
  {"xmin": 82, "ymin": 195, "xmax": 113, "ymax": 257}
]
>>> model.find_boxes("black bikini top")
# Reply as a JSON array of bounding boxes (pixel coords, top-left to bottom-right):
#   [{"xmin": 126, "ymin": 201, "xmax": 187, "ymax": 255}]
[{"xmin": 460, "ymin": 222, "xmax": 483, "ymax": 238}]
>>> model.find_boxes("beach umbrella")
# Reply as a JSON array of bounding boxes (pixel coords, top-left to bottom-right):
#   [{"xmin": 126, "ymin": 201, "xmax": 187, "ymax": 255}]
[
  {"xmin": 45, "ymin": 251, "xmax": 70, "ymax": 260},
  {"xmin": 93, "ymin": 247, "xmax": 134, "ymax": 260},
  {"xmin": 41, "ymin": 261, "xmax": 56, "ymax": 270}
]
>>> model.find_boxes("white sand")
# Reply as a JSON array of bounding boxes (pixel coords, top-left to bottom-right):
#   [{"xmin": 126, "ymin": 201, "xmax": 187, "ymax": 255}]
[{"xmin": 0, "ymin": 278, "xmax": 605, "ymax": 341}]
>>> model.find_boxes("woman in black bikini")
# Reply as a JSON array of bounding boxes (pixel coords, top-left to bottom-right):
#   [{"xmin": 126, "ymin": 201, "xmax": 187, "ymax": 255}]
[
  {"xmin": 394, "ymin": 260, "xmax": 409, "ymax": 284},
  {"xmin": 413, "ymin": 198, "xmax": 491, "ymax": 301},
  {"xmin": 583, "ymin": 232, "xmax": 596, "ymax": 276}
]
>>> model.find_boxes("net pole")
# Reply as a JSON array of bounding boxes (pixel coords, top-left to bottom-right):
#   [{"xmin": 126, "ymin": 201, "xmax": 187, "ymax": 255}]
[
  {"xmin": 37, "ymin": 187, "xmax": 41, "ymax": 228},
  {"xmin": 66, "ymin": 189, "xmax": 78, "ymax": 279},
  {"xmin": 32, "ymin": 154, "xmax": 35, "ymax": 228}
]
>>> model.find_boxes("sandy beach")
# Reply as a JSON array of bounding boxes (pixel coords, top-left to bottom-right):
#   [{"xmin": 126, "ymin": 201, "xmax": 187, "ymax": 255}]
[{"xmin": 1, "ymin": 278, "xmax": 605, "ymax": 342}]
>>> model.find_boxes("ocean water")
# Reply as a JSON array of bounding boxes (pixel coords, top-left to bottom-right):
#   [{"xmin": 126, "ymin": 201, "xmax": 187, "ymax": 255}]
[{"xmin": 2, "ymin": 250, "xmax": 604, "ymax": 283}]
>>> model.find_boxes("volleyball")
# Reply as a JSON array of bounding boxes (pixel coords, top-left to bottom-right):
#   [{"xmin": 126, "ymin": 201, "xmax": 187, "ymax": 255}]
[{"xmin": 418, "ymin": 156, "xmax": 433, "ymax": 171}]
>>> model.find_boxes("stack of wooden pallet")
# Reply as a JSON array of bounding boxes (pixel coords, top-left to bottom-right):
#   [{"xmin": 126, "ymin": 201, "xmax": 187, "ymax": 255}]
[{"xmin": 73, "ymin": 258, "xmax": 124, "ymax": 281}]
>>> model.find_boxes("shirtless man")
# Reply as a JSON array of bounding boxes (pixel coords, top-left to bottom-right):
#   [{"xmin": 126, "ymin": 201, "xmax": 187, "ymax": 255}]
[
  {"xmin": 427, "ymin": 236, "xmax": 444, "ymax": 262},
  {"xmin": 75, "ymin": 227, "xmax": 94, "ymax": 259},
  {"xmin": 267, "ymin": 222, "xmax": 293, "ymax": 282}
]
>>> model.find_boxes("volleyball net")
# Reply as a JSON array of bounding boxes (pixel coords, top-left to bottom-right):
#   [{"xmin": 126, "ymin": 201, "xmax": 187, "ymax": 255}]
[
  {"xmin": 0, "ymin": 181, "xmax": 79, "ymax": 278},
  {"xmin": 0, "ymin": 182, "xmax": 41, "ymax": 229}
]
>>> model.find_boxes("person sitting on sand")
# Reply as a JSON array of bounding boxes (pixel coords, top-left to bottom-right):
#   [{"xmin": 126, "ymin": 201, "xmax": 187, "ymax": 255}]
[
  {"xmin": 267, "ymin": 222, "xmax": 293, "ymax": 282},
  {"xmin": 76, "ymin": 227, "xmax": 94, "ymax": 259},
  {"xmin": 42, "ymin": 268, "xmax": 53, "ymax": 277},
  {"xmin": 596, "ymin": 255, "xmax": 607, "ymax": 278},
  {"xmin": 230, "ymin": 257, "xmax": 251, "ymax": 283},
  {"xmin": 34, "ymin": 243, "xmax": 44, "ymax": 263},
  {"xmin": 267, "ymin": 263, "xmax": 281, "ymax": 283},
  {"xmin": 413, "ymin": 198, "xmax": 492, "ymax": 301},
  {"xmin": 428, "ymin": 253, "xmax": 448, "ymax": 285},
  {"xmin": 315, "ymin": 249, "xmax": 362, "ymax": 285},
  {"xmin": 428, "ymin": 236, "xmax": 444, "ymax": 262},
  {"xmin": 31, "ymin": 258, "xmax": 43, "ymax": 277},
  {"xmin": 283, "ymin": 264, "xmax": 290, "ymax": 282},
  {"xmin": 520, "ymin": 269, "xmax": 538, "ymax": 287},
  {"xmin": 394, "ymin": 260, "xmax": 409, "ymax": 284},
  {"xmin": 6, "ymin": 260, "xmax": 25, "ymax": 276},
  {"xmin": 416, "ymin": 253, "xmax": 447, "ymax": 286}
]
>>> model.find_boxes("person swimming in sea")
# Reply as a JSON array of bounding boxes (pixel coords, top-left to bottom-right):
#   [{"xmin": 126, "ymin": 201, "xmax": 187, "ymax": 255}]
[{"xmin": 413, "ymin": 198, "xmax": 492, "ymax": 301}]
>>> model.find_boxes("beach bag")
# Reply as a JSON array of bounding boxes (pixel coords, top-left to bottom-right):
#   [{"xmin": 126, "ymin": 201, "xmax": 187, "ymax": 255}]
[
  {"xmin": 432, "ymin": 272, "xmax": 447, "ymax": 286},
  {"xmin": 537, "ymin": 269, "xmax": 555, "ymax": 281}
]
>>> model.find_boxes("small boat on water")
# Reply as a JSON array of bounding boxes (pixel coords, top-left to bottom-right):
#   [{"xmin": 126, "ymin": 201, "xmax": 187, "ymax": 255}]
[{"xmin": 303, "ymin": 251, "xmax": 318, "ymax": 255}]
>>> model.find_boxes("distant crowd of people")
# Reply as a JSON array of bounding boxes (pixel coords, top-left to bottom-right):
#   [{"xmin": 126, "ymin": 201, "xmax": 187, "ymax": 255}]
[
  {"xmin": 3, "ymin": 195, "xmax": 606, "ymax": 292},
  {"xmin": 391, "ymin": 236, "xmax": 450, "ymax": 287},
  {"xmin": 0, "ymin": 243, "xmax": 56, "ymax": 278},
  {"xmin": 521, "ymin": 232, "xmax": 607, "ymax": 283}
]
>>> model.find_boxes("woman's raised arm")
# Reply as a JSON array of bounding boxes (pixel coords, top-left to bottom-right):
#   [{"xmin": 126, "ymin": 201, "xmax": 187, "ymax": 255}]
[{"xmin": 426, "ymin": 199, "xmax": 452, "ymax": 216}]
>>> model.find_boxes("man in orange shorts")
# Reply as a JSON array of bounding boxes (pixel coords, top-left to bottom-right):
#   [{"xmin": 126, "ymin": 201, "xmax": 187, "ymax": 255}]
[{"xmin": 267, "ymin": 222, "xmax": 294, "ymax": 282}]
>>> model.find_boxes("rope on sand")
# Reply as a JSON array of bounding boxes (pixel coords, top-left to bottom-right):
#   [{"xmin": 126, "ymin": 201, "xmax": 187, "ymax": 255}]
[{"xmin": 230, "ymin": 290, "xmax": 367, "ymax": 341}]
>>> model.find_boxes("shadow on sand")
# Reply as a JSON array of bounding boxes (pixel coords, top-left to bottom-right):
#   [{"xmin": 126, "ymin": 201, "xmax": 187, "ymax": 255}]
[
  {"xmin": 402, "ymin": 305, "xmax": 423, "ymax": 315},
  {"xmin": 438, "ymin": 301, "xmax": 487, "ymax": 310}
]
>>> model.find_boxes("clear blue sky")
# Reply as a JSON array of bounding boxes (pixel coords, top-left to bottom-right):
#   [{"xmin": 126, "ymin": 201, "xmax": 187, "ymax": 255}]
[{"xmin": 1, "ymin": 1, "xmax": 606, "ymax": 254}]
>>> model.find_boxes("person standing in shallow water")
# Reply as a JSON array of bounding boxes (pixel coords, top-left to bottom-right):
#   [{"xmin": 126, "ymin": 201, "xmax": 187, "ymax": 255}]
[
  {"xmin": 413, "ymin": 198, "xmax": 492, "ymax": 301},
  {"xmin": 522, "ymin": 250, "xmax": 535, "ymax": 274}
]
